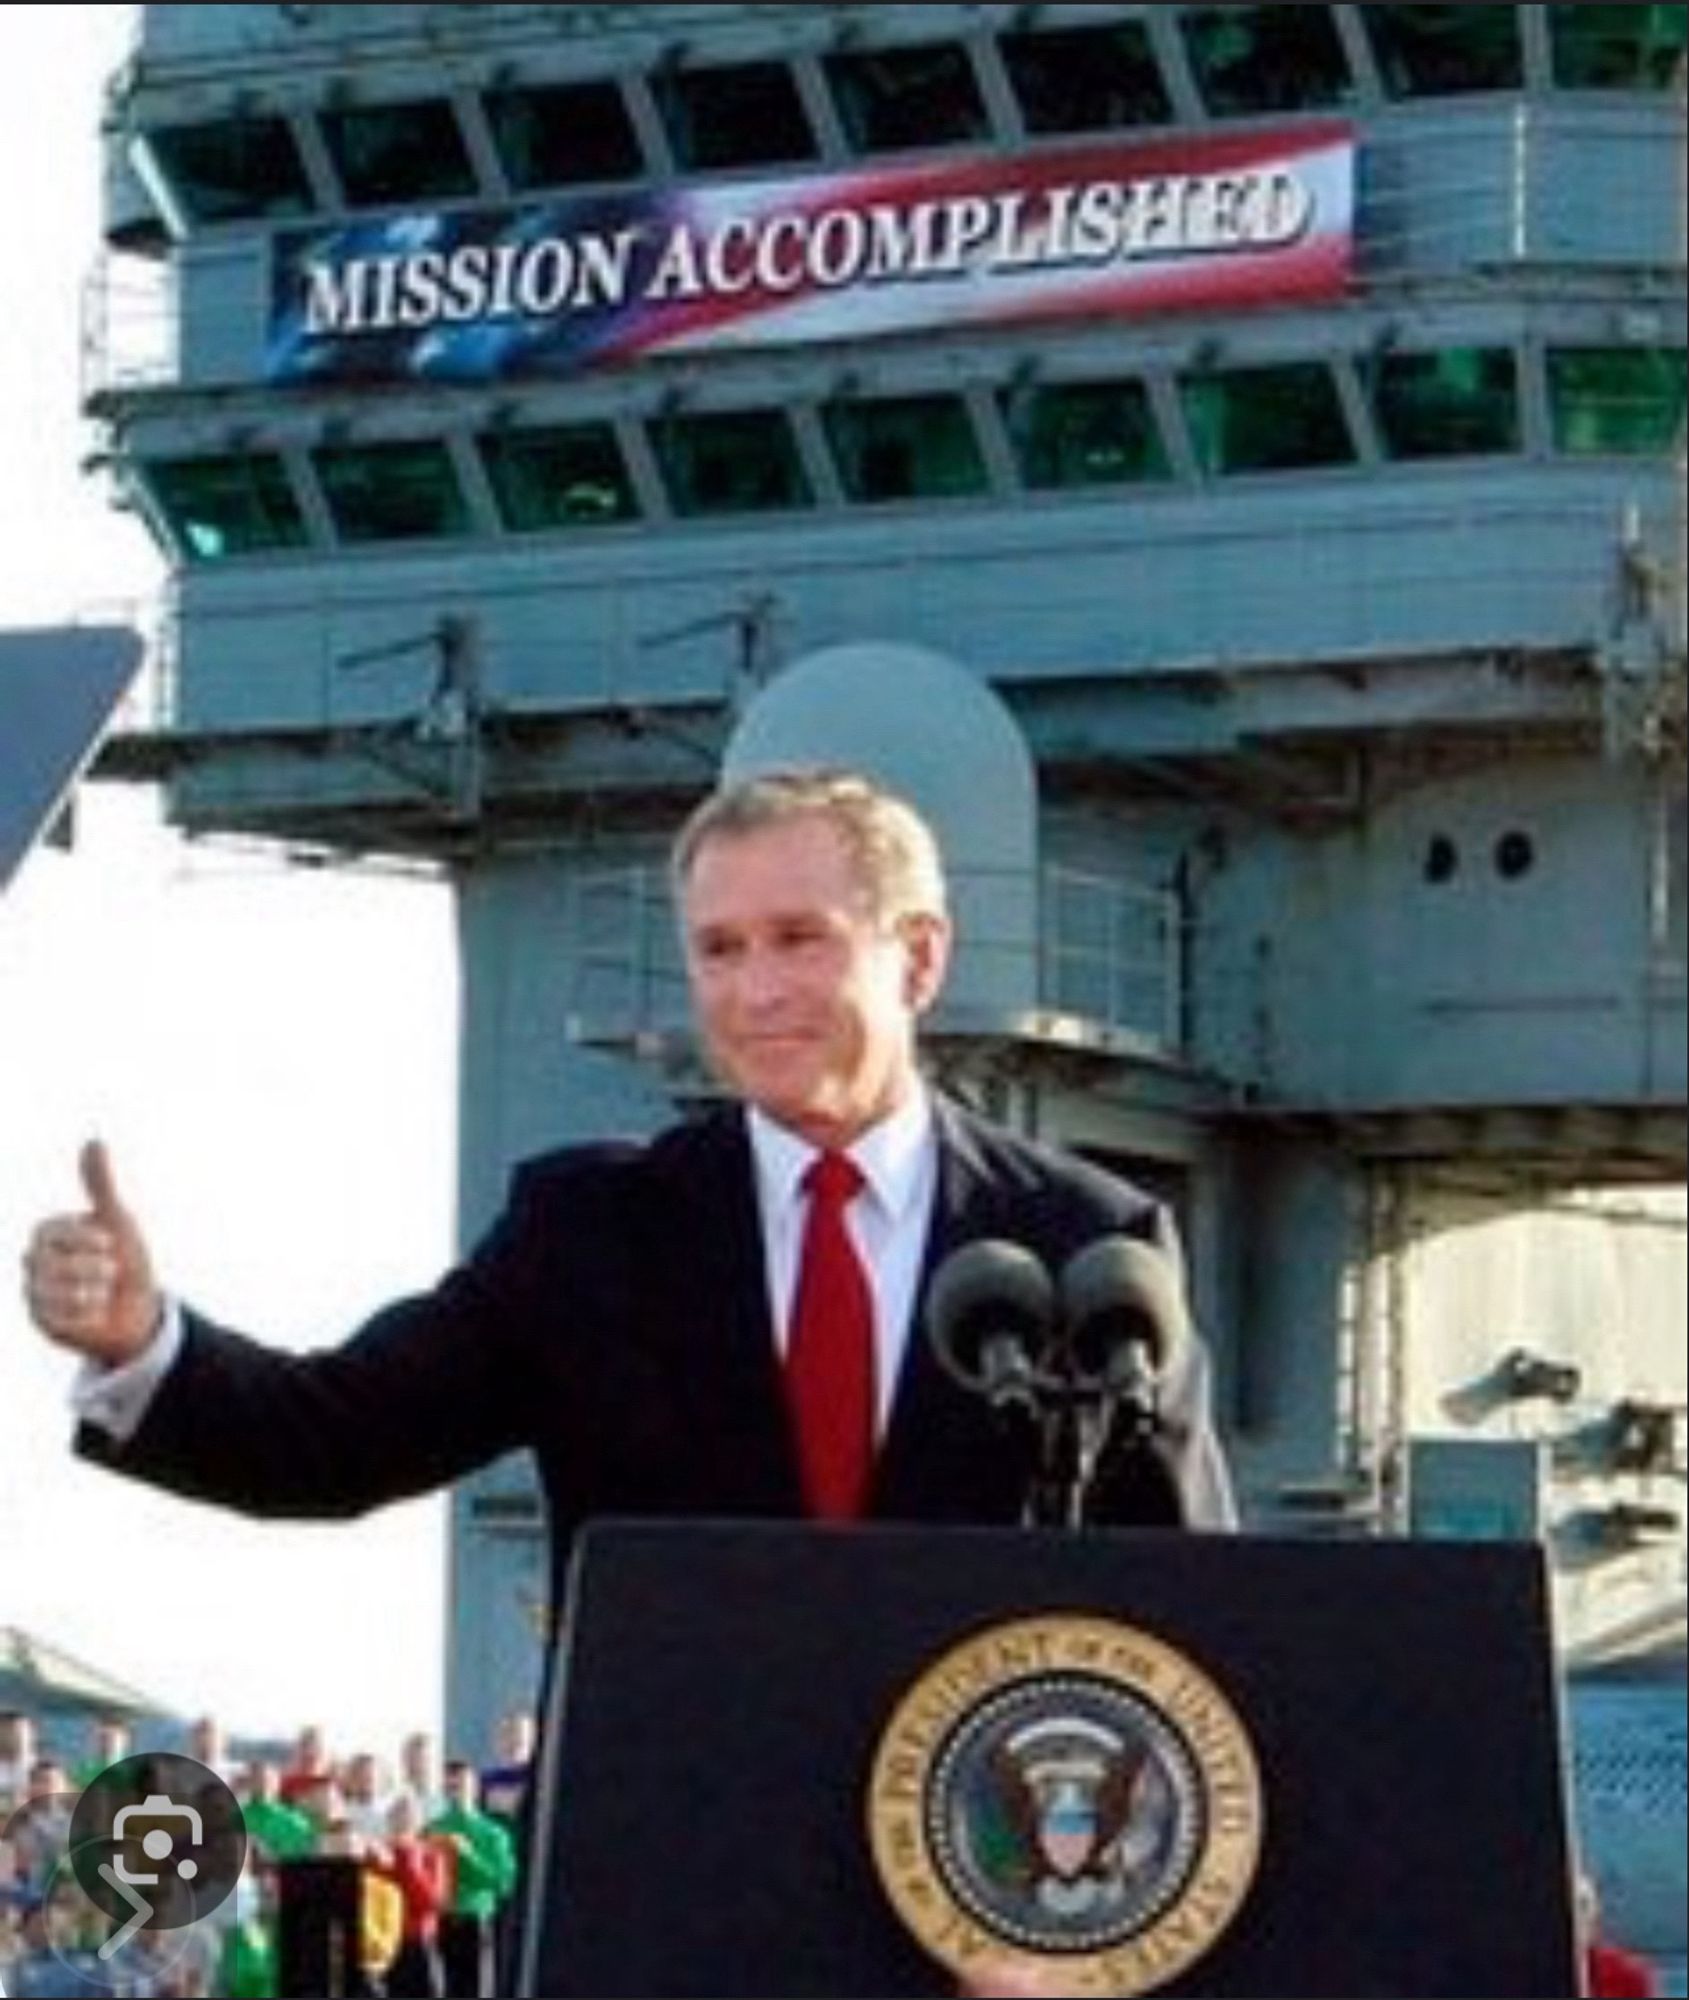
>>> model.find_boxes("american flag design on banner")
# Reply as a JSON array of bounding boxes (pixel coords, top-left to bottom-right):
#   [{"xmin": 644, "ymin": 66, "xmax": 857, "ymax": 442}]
[{"xmin": 268, "ymin": 124, "xmax": 1354, "ymax": 386}]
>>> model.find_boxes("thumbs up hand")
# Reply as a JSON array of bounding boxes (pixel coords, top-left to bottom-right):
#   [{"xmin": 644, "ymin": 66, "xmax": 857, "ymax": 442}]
[{"xmin": 22, "ymin": 1141, "xmax": 163, "ymax": 1365}]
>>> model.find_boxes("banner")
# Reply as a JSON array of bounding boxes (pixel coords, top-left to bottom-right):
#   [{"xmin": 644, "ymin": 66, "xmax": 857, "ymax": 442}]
[{"xmin": 267, "ymin": 124, "xmax": 1353, "ymax": 385}]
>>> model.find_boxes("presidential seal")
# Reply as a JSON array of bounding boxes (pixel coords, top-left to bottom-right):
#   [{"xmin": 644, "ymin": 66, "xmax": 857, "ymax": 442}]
[{"xmin": 867, "ymin": 1614, "xmax": 1262, "ymax": 1996}]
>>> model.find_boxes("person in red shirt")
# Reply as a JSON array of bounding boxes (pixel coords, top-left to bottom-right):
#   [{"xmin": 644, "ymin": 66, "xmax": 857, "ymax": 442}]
[
  {"xmin": 375, "ymin": 1792, "xmax": 451, "ymax": 2000},
  {"xmin": 279, "ymin": 1721, "xmax": 334, "ymax": 1807},
  {"xmin": 1578, "ymin": 1872, "xmax": 1660, "ymax": 1999},
  {"xmin": 1586, "ymin": 1932, "xmax": 1660, "ymax": 1999}
]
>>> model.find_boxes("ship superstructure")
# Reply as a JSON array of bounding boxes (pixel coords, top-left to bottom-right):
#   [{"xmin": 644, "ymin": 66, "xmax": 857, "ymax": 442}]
[{"xmin": 85, "ymin": 2, "xmax": 1685, "ymax": 1963}]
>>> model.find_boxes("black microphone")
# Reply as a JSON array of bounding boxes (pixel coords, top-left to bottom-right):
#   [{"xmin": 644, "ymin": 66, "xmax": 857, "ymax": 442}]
[
  {"xmin": 925, "ymin": 1240, "xmax": 1055, "ymax": 1415},
  {"xmin": 1057, "ymin": 1235, "xmax": 1188, "ymax": 1407}
]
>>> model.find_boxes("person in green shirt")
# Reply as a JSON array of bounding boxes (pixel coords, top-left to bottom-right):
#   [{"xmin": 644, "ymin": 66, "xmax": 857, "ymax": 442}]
[
  {"xmin": 424, "ymin": 1762, "xmax": 516, "ymax": 2000},
  {"xmin": 217, "ymin": 1866, "xmax": 280, "ymax": 2000},
  {"xmin": 238, "ymin": 1760, "xmax": 316, "ymax": 1864},
  {"xmin": 69, "ymin": 1715, "xmax": 131, "ymax": 1790}
]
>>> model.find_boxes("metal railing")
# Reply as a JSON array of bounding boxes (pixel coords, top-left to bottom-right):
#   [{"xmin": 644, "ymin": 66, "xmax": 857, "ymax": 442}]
[
  {"xmin": 563, "ymin": 859, "xmax": 1182, "ymax": 1052},
  {"xmin": 81, "ymin": 252, "xmax": 177, "ymax": 401},
  {"xmin": 1040, "ymin": 864, "xmax": 1179, "ymax": 1049}
]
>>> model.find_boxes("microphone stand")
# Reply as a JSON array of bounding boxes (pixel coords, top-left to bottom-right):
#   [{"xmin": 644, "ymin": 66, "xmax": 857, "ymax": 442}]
[
  {"xmin": 1021, "ymin": 1380, "xmax": 1105, "ymax": 1528},
  {"xmin": 1021, "ymin": 1364, "xmax": 1160, "ymax": 1529}
]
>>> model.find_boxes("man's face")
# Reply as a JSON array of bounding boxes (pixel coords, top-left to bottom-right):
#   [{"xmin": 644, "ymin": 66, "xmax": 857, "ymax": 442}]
[{"xmin": 682, "ymin": 813, "xmax": 949, "ymax": 1147}]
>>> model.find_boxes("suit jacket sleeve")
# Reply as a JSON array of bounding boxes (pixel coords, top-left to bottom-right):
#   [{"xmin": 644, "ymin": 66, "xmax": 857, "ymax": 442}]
[{"xmin": 72, "ymin": 1149, "xmax": 613, "ymax": 1518}]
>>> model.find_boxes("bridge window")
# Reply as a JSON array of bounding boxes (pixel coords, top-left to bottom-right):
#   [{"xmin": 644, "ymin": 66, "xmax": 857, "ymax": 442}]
[
  {"xmin": 145, "ymin": 116, "xmax": 313, "ymax": 225},
  {"xmin": 654, "ymin": 59, "xmax": 818, "ymax": 171},
  {"xmin": 1547, "ymin": 347, "xmax": 1688, "ymax": 457},
  {"xmin": 319, "ymin": 98, "xmax": 476, "ymax": 207},
  {"xmin": 824, "ymin": 394, "xmax": 989, "ymax": 503},
  {"xmin": 824, "ymin": 43, "xmax": 988, "ymax": 155},
  {"xmin": 314, "ymin": 440, "xmax": 470, "ymax": 542},
  {"xmin": 653, "ymin": 410, "xmax": 812, "ymax": 516},
  {"xmin": 1002, "ymin": 378, "xmax": 1171, "ymax": 490},
  {"xmin": 1181, "ymin": 362, "xmax": 1356, "ymax": 476},
  {"xmin": 997, "ymin": 19, "xmax": 1172, "ymax": 135},
  {"xmin": 1362, "ymin": 6, "xmax": 1523, "ymax": 99},
  {"xmin": 1181, "ymin": 6, "xmax": 1354, "ymax": 116},
  {"xmin": 481, "ymin": 423, "xmax": 639, "ymax": 531},
  {"xmin": 1368, "ymin": 346, "xmax": 1521, "ymax": 459},
  {"xmin": 1549, "ymin": 4, "xmax": 1688, "ymax": 90},
  {"xmin": 485, "ymin": 79, "xmax": 644, "ymax": 189},
  {"xmin": 140, "ymin": 453, "xmax": 309, "ymax": 561}
]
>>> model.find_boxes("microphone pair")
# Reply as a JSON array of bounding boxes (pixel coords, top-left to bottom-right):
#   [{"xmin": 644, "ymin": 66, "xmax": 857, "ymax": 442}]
[{"xmin": 925, "ymin": 1234, "xmax": 1189, "ymax": 1414}]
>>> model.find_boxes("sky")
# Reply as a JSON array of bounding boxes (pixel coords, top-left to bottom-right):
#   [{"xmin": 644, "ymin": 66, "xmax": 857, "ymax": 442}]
[{"xmin": 0, "ymin": 7, "xmax": 458, "ymax": 1759}]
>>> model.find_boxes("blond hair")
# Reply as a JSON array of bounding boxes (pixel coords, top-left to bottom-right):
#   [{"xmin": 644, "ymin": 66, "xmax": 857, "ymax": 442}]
[{"xmin": 671, "ymin": 766, "xmax": 947, "ymax": 925}]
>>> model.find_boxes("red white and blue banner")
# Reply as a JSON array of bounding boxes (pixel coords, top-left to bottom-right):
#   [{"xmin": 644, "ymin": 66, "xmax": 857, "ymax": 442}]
[{"xmin": 267, "ymin": 125, "xmax": 1354, "ymax": 385}]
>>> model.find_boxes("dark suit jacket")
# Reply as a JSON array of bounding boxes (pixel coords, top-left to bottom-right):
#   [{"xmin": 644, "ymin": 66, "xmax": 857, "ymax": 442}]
[{"xmin": 79, "ymin": 1098, "xmax": 1234, "ymax": 1608}]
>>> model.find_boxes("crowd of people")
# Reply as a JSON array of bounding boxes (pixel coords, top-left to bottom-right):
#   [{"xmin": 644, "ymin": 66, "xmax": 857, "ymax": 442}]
[{"xmin": 0, "ymin": 1706, "xmax": 533, "ymax": 1999}]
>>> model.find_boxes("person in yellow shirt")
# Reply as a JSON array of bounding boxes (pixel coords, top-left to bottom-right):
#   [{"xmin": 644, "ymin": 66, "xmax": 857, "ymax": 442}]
[{"xmin": 316, "ymin": 1819, "xmax": 404, "ymax": 1998}]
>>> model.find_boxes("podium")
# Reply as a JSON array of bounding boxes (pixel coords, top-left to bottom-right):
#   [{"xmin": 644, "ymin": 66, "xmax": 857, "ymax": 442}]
[
  {"xmin": 520, "ymin": 1520, "xmax": 1579, "ymax": 1998},
  {"xmin": 274, "ymin": 1854, "xmax": 363, "ymax": 1999}
]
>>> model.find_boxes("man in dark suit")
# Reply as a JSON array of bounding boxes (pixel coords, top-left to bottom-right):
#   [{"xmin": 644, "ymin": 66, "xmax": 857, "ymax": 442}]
[{"xmin": 22, "ymin": 767, "xmax": 1234, "ymax": 1611}]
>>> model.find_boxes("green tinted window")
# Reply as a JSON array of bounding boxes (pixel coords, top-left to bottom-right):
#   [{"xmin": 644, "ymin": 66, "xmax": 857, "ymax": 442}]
[
  {"xmin": 653, "ymin": 411, "xmax": 811, "ymax": 517},
  {"xmin": 1548, "ymin": 347, "xmax": 1688, "ymax": 456},
  {"xmin": 314, "ymin": 441, "xmax": 470, "ymax": 542},
  {"xmin": 998, "ymin": 21, "xmax": 1172, "ymax": 134},
  {"xmin": 143, "ymin": 454, "xmax": 308, "ymax": 561},
  {"xmin": 1370, "ymin": 347, "xmax": 1521, "ymax": 458},
  {"xmin": 1004, "ymin": 379, "xmax": 1171, "ymax": 490},
  {"xmin": 1549, "ymin": 4, "xmax": 1686, "ymax": 89},
  {"xmin": 1182, "ymin": 6, "xmax": 1354, "ymax": 115},
  {"xmin": 1363, "ymin": 6, "xmax": 1523, "ymax": 98},
  {"xmin": 1181, "ymin": 363, "xmax": 1355, "ymax": 476},
  {"xmin": 486, "ymin": 79, "xmax": 644, "ymax": 189},
  {"xmin": 824, "ymin": 43, "xmax": 988, "ymax": 154},
  {"xmin": 320, "ymin": 99, "xmax": 475, "ymax": 207},
  {"xmin": 148, "ymin": 117, "xmax": 313, "ymax": 224},
  {"xmin": 655, "ymin": 60, "xmax": 817, "ymax": 171},
  {"xmin": 481, "ymin": 424, "xmax": 638, "ymax": 531},
  {"xmin": 824, "ymin": 395, "xmax": 989, "ymax": 503}
]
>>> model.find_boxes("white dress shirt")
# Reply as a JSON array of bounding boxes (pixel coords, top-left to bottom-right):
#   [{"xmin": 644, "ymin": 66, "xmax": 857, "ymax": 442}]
[
  {"xmin": 72, "ymin": 1301, "xmax": 184, "ymax": 1442},
  {"xmin": 748, "ymin": 1088, "xmax": 938, "ymax": 1435}
]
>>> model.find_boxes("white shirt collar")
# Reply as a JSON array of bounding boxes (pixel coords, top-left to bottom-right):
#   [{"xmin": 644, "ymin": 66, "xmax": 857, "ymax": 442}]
[{"xmin": 748, "ymin": 1087, "xmax": 935, "ymax": 1223}]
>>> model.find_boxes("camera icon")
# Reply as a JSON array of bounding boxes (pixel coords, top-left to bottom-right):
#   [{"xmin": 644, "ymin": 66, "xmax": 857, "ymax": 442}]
[
  {"xmin": 68, "ymin": 1750, "xmax": 246, "ymax": 1950},
  {"xmin": 111, "ymin": 1794, "xmax": 204, "ymax": 1885}
]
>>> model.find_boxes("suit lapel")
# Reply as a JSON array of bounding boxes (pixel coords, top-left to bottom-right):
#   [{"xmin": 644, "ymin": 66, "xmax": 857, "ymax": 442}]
[
  {"xmin": 668, "ymin": 1107, "xmax": 805, "ymax": 1509},
  {"xmin": 873, "ymin": 1101, "xmax": 1029, "ymax": 1520}
]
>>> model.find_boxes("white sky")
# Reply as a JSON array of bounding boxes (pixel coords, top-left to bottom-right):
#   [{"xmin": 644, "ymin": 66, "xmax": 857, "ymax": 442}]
[{"xmin": 1, "ymin": 6, "xmax": 457, "ymax": 1761}]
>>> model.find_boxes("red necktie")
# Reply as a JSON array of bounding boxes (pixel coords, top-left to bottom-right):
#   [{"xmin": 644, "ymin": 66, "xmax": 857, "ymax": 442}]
[{"xmin": 786, "ymin": 1151, "xmax": 875, "ymax": 1521}]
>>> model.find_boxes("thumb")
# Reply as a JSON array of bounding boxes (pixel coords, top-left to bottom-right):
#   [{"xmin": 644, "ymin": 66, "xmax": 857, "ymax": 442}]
[{"xmin": 80, "ymin": 1138, "xmax": 127, "ymax": 1225}]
